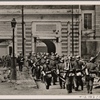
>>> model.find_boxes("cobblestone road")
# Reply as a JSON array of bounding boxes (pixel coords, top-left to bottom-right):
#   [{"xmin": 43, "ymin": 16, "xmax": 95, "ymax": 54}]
[{"xmin": 0, "ymin": 80, "xmax": 100, "ymax": 95}]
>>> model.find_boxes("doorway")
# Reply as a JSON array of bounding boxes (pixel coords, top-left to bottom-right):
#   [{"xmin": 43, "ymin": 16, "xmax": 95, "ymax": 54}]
[{"xmin": 36, "ymin": 39, "xmax": 56, "ymax": 54}]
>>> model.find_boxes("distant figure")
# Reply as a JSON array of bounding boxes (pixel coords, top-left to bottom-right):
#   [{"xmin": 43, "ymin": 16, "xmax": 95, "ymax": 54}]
[{"xmin": 17, "ymin": 53, "xmax": 24, "ymax": 72}]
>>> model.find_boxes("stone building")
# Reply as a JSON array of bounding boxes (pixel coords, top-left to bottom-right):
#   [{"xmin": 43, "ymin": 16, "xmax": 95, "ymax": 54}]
[{"xmin": 0, "ymin": 5, "xmax": 99, "ymax": 59}]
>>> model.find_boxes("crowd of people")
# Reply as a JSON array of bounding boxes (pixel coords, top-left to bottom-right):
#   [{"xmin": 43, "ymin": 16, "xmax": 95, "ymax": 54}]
[
  {"xmin": 17, "ymin": 52, "xmax": 100, "ymax": 94},
  {"xmin": 0, "ymin": 52, "xmax": 100, "ymax": 94},
  {"xmin": 0, "ymin": 55, "xmax": 11, "ymax": 68}
]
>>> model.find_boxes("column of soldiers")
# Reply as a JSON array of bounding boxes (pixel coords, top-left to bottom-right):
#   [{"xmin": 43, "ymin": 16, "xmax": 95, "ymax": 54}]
[
  {"xmin": 0, "ymin": 52, "xmax": 99, "ymax": 94},
  {"xmin": 17, "ymin": 51, "xmax": 100, "ymax": 94}
]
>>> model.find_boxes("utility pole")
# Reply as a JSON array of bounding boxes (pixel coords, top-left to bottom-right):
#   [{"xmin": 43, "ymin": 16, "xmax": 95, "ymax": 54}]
[
  {"xmin": 22, "ymin": 5, "xmax": 25, "ymax": 57},
  {"xmin": 72, "ymin": 5, "xmax": 74, "ymax": 56}
]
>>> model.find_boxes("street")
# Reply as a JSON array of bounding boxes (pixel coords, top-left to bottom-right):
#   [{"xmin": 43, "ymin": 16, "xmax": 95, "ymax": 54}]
[{"xmin": 0, "ymin": 80, "xmax": 100, "ymax": 95}]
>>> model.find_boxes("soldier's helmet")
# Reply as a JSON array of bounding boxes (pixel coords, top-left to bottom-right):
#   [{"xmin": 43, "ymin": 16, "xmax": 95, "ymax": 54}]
[
  {"xmin": 76, "ymin": 55, "xmax": 80, "ymax": 60},
  {"xmin": 44, "ymin": 56, "xmax": 47, "ymax": 59},
  {"xmin": 46, "ymin": 53, "xmax": 49, "ymax": 56},
  {"xmin": 46, "ymin": 59, "xmax": 50, "ymax": 64}
]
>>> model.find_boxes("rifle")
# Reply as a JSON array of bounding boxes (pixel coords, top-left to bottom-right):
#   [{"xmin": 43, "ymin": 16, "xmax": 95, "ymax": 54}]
[{"xmin": 92, "ymin": 51, "xmax": 100, "ymax": 63}]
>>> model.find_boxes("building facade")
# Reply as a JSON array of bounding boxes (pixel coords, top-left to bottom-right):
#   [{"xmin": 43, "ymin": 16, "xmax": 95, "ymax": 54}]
[{"xmin": 0, "ymin": 5, "xmax": 99, "ymax": 59}]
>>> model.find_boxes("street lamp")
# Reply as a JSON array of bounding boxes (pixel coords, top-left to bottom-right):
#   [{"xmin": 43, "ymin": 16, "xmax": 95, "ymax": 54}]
[{"xmin": 11, "ymin": 18, "xmax": 17, "ymax": 80}]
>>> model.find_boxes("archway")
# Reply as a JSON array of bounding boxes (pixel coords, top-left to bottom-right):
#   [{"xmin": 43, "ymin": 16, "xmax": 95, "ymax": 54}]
[{"xmin": 37, "ymin": 39, "xmax": 56, "ymax": 54}]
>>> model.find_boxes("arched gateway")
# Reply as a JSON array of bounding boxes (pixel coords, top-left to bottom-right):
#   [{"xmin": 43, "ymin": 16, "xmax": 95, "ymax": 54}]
[
  {"xmin": 41, "ymin": 39, "xmax": 56, "ymax": 54},
  {"xmin": 32, "ymin": 36, "xmax": 60, "ymax": 55},
  {"xmin": 35, "ymin": 39, "xmax": 56, "ymax": 54},
  {"xmin": 32, "ymin": 22, "xmax": 62, "ymax": 55}
]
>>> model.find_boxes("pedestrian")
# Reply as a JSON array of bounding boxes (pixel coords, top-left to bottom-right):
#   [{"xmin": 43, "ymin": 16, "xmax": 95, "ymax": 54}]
[{"xmin": 17, "ymin": 53, "xmax": 24, "ymax": 72}]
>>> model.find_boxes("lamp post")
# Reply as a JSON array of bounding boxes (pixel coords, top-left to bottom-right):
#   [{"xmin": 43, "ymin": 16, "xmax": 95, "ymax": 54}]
[{"xmin": 11, "ymin": 18, "xmax": 17, "ymax": 80}]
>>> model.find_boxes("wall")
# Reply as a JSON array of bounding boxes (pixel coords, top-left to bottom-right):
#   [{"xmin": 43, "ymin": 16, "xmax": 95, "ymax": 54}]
[{"xmin": 0, "ymin": 7, "xmax": 81, "ymax": 57}]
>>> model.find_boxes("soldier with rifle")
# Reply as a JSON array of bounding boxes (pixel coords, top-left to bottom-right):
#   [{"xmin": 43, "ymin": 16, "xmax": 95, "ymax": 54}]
[
  {"xmin": 42, "ymin": 59, "xmax": 52, "ymax": 89},
  {"xmin": 49, "ymin": 53, "xmax": 57, "ymax": 85},
  {"xmin": 65, "ymin": 56, "xmax": 75, "ymax": 93},
  {"xmin": 57, "ymin": 57, "xmax": 66, "ymax": 89},
  {"xmin": 72, "ymin": 55, "xmax": 85, "ymax": 91},
  {"xmin": 85, "ymin": 52, "xmax": 100, "ymax": 94}
]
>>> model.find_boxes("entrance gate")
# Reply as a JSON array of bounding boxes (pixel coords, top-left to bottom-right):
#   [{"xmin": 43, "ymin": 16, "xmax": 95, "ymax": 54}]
[
  {"xmin": 32, "ymin": 22, "xmax": 61, "ymax": 55},
  {"xmin": 36, "ymin": 39, "xmax": 56, "ymax": 54}
]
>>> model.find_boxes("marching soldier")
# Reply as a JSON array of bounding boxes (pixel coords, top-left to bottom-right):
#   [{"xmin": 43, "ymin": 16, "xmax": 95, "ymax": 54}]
[
  {"xmin": 35, "ymin": 55, "xmax": 41, "ymax": 80},
  {"xmin": 42, "ymin": 59, "xmax": 52, "ymax": 89},
  {"xmin": 57, "ymin": 58, "xmax": 66, "ymax": 89},
  {"xmin": 66, "ymin": 56, "xmax": 75, "ymax": 93},
  {"xmin": 73, "ymin": 55, "xmax": 85, "ymax": 91},
  {"xmin": 40, "ymin": 55, "xmax": 47, "ymax": 82},
  {"xmin": 49, "ymin": 53, "xmax": 57, "ymax": 85},
  {"xmin": 27, "ymin": 52, "xmax": 32, "ymax": 67},
  {"xmin": 85, "ymin": 52, "xmax": 99, "ymax": 94}
]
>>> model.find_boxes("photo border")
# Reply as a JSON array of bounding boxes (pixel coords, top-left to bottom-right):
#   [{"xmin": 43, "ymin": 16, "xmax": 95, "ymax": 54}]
[{"xmin": 0, "ymin": 0, "xmax": 100, "ymax": 99}]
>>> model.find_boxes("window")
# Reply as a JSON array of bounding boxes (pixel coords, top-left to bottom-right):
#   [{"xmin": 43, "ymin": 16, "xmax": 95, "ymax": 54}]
[{"xmin": 84, "ymin": 13, "xmax": 92, "ymax": 29}]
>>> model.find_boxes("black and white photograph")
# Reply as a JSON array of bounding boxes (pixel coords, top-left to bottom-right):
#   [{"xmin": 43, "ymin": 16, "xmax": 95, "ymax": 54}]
[{"xmin": 0, "ymin": 1, "xmax": 100, "ymax": 99}]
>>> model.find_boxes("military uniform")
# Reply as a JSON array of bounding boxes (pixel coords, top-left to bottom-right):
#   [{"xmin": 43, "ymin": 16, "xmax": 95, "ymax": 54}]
[
  {"xmin": 66, "ymin": 57, "xmax": 75, "ymax": 93},
  {"xmin": 40, "ymin": 56, "xmax": 47, "ymax": 82},
  {"xmin": 49, "ymin": 54, "xmax": 57, "ymax": 85},
  {"xmin": 72, "ymin": 56, "xmax": 84, "ymax": 91},
  {"xmin": 85, "ymin": 58, "xmax": 98, "ymax": 94},
  {"xmin": 57, "ymin": 59, "xmax": 66, "ymax": 89},
  {"xmin": 42, "ymin": 60, "xmax": 52, "ymax": 89},
  {"xmin": 27, "ymin": 53, "xmax": 32, "ymax": 67},
  {"xmin": 35, "ymin": 56, "xmax": 41, "ymax": 80}
]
